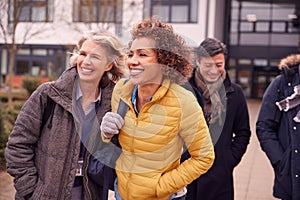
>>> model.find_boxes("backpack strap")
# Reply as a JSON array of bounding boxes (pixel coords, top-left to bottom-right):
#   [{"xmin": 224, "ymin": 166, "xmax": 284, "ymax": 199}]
[
  {"xmin": 41, "ymin": 96, "xmax": 55, "ymax": 130},
  {"xmin": 103, "ymin": 79, "xmax": 129, "ymax": 198},
  {"xmin": 274, "ymin": 66, "xmax": 298, "ymax": 123}
]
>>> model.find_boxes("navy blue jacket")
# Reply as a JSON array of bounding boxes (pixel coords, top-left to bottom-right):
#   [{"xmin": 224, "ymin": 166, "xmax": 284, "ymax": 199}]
[
  {"xmin": 182, "ymin": 73, "xmax": 251, "ymax": 200},
  {"xmin": 257, "ymin": 63, "xmax": 300, "ymax": 200}
]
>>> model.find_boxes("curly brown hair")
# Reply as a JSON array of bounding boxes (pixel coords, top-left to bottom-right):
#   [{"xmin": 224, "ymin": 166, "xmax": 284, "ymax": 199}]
[{"xmin": 128, "ymin": 17, "xmax": 194, "ymax": 84}]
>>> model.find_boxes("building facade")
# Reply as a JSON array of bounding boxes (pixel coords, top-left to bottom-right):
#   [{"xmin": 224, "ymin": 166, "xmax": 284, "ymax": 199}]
[{"xmin": 0, "ymin": 0, "xmax": 299, "ymax": 97}]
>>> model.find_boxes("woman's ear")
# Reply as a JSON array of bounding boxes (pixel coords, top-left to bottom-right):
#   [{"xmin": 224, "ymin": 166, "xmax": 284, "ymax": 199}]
[
  {"xmin": 196, "ymin": 60, "xmax": 201, "ymax": 67},
  {"xmin": 105, "ymin": 63, "xmax": 113, "ymax": 72}
]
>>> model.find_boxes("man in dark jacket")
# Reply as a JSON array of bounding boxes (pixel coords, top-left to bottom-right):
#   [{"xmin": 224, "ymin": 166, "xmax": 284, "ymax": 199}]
[
  {"xmin": 182, "ymin": 38, "xmax": 251, "ymax": 200},
  {"xmin": 256, "ymin": 54, "xmax": 300, "ymax": 200}
]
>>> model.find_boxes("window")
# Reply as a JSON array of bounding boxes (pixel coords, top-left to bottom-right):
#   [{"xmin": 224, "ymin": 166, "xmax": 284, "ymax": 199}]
[
  {"xmin": 144, "ymin": 0, "xmax": 198, "ymax": 23},
  {"xmin": 16, "ymin": 60, "xmax": 30, "ymax": 75},
  {"xmin": 230, "ymin": 0, "xmax": 299, "ymax": 45},
  {"xmin": 73, "ymin": 0, "xmax": 123, "ymax": 23},
  {"xmin": 9, "ymin": 0, "xmax": 53, "ymax": 22},
  {"xmin": 13, "ymin": 46, "xmax": 67, "ymax": 77}
]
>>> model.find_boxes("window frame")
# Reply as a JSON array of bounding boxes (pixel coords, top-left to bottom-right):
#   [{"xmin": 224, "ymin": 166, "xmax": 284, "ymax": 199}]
[
  {"xmin": 144, "ymin": 0, "xmax": 198, "ymax": 23},
  {"xmin": 8, "ymin": 0, "xmax": 52, "ymax": 23},
  {"xmin": 73, "ymin": 0, "xmax": 123, "ymax": 23}
]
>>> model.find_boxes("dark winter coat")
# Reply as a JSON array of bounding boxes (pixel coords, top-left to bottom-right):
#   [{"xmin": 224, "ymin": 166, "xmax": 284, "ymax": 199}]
[
  {"xmin": 5, "ymin": 66, "xmax": 116, "ymax": 200},
  {"xmin": 182, "ymin": 73, "xmax": 251, "ymax": 200},
  {"xmin": 256, "ymin": 54, "xmax": 300, "ymax": 200}
]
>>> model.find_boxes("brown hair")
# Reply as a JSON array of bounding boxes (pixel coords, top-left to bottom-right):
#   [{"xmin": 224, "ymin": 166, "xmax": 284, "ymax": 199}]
[{"xmin": 128, "ymin": 17, "xmax": 194, "ymax": 84}]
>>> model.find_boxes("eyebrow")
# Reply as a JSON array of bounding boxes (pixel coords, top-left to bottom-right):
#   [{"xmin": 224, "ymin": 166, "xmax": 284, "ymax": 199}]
[{"xmin": 129, "ymin": 48, "xmax": 154, "ymax": 52}]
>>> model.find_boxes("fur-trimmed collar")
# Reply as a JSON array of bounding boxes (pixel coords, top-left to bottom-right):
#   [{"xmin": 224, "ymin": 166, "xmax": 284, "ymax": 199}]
[{"xmin": 278, "ymin": 54, "xmax": 300, "ymax": 70}]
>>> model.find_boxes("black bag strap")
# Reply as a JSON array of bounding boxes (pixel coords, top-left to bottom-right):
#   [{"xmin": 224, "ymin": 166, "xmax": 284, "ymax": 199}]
[
  {"xmin": 41, "ymin": 96, "xmax": 55, "ymax": 130},
  {"xmin": 103, "ymin": 79, "xmax": 129, "ymax": 198}
]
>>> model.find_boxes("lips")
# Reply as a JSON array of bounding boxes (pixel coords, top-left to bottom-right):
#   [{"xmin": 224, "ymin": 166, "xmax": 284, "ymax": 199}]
[
  {"xmin": 130, "ymin": 68, "xmax": 144, "ymax": 76},
  {"xmin": 81, "ymin": 67, "xmax": 94, "ymax": 73}
]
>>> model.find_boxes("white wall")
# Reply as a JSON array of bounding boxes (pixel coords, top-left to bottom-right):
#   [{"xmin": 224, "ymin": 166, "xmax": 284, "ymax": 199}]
[{"xmin": 0, "ymin": 0, "xmax": 226, "ymax": 47}]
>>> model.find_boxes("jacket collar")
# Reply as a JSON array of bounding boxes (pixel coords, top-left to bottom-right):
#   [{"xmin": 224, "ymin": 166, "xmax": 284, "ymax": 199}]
[{"xmin": 119, "ymin": 78, "xmax": 171, "ymax": 105}]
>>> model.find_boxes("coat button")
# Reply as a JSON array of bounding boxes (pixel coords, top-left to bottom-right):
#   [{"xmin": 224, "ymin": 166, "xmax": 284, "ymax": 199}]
[
  {"xmin": 288, "ymin": 83, "xmax": 291, "ymax": 86},
  {"xmin": 296, "ymin": 174, "xmax": 299, "ymax": 178},
  {"xmin": 295, "ymin": 150, "xmax": 298, "ymax": 153},
  {"xmin": 294, "ymin": 126, "xmax": 297, "ymax": 130}
]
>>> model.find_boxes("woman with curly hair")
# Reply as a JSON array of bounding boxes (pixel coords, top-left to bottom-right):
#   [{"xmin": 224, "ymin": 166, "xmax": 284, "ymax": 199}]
[{"xmin": 100, "ymin": 17, "xmax": 215, "ymax": 200}]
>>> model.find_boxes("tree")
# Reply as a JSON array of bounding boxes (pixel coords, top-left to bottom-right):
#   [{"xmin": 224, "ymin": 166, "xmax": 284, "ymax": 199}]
[{"xmin": 0, "ymin": 0, "xmax": 51, "ymax": 109}]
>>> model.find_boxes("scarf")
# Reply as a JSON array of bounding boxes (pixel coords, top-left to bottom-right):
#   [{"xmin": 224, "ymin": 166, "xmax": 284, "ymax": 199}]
[
  {"xmin": 194, "ymin": 70, "xmax": 226, "ymax": 125},
  {"xmin": 276, "ymin": 84, "xmax": 300, "ymax": 122}
]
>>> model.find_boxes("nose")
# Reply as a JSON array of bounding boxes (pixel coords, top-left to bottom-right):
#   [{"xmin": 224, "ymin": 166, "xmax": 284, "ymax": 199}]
[
  {"xmin": 210, "ymin": 65, "xmax": 218, "ymax": 74},
  {"xmin": 127, "ymin": 55, "xmax": 139, "ymax": 66},
  {"xmin": 82, "ymin": 55, "xmax": 91, "ymax": 65}
]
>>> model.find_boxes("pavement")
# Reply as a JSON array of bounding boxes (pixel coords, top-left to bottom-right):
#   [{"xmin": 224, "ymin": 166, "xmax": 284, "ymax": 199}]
[{"xmin": 0, "ymin": 99, "xmax": 278, "ymax": 200}]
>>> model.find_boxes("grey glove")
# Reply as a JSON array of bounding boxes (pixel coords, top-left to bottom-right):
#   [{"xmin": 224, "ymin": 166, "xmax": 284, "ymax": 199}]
[{"xmin": 100, "ymin": 112, "xmax": 124, "ymax": 139}]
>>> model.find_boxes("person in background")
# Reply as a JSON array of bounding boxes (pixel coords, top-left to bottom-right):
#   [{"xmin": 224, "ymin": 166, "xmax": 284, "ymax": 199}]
[
  {"xmin": 256, "ymin": 54, "xmax": 300, "ymax": 200},
  {"xmin": 100, "ymin": 17, "xmax": 215, "ymax": 200},
  {"xmin": 182, "ymin": 37, "xmax": 251, "ymax": 200},
  {"xmin": 5, "ymin": 29, "xmax": 125, "ymax": 200}
]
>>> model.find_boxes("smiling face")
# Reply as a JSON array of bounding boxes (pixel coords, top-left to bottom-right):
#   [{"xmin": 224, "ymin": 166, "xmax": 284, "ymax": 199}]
[
  {"xmin": 197, "ymin": 53, "xmax": 225, "ymax": 83},
  {"xmin": 126, "ymin": 37, "xmax": 163, "ymax": 85},
  {"xmin": 77, "ymin": 39, "xmax": 112, "ymax": 84}
]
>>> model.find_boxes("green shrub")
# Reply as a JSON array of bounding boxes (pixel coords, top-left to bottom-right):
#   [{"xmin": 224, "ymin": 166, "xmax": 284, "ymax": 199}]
[
  {"xmin": 0, "ymin": 102, "xmax": 24, "ymax": 170},
  {"xmin": 0, "ymin": 90, "xmax": 28, "ymax": 102},
  {"xmin": 22, "ymin": 76, "xmax": 42, "ymax": 95}
]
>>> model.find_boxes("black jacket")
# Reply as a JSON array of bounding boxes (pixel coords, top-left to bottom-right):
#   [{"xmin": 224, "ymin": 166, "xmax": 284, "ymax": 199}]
[
  {"xmin": 256, "ymin": 54, "xmax": 300, "ymax": 200},
  {"xmin": 182, "ymin": 73, "xmax": 251, "ymax": 200}
]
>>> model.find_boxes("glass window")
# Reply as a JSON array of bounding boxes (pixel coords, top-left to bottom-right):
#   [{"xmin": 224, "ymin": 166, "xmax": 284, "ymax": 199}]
[
  {"xmin": 254, "ymin": 59, "xmax": 268, "ymax": 66},
  {"xmin": 272, "ymin": 22, "xmax": 286, "ymax": 32},
  {"xmin": 171, "ymin": 6, "xmax": 188, "ymax": 23},
  {"xmin": 153, "ymin": 5, "xmax": 169, "ymax": 22},
  {"xmin": 144, "ymin": 0, "xmax": 198, "ymax": 23},
  {"xmin": 240, "ymin": 22, "xmax": 253, "ymax": 31},
  {"xmin": 13, "ymin": 46, "xmax": 66, "ymax": 78},
  {"xmin": 32, "ymin": 49, "xmax": 47, "ymax": 56},
  {"xmin": 231, "ymin": 8, "xmax": 239, "ymax": 20},
  {"xmin": 9, "ymin": 0, "xmax": 52, "ymax": 22},
  {"xmin": 238, "ymin": 59, "xmax": 252, "ymax": 65},
  {"xmin": 242, "ymin": 2, "xmax": 271, "ymax": 8},
  {"xmin": 73, "ymin": 0, "xmax": 123, "ymax": 23},
  {"xmin": 270, "ymin": 59, "xmax": 280, "ymax": 67},
  {"xmin": 241, "ymin": 8, "xmax": 271, "ymax": 21},
  {"xmin": 240, "ymin": 33, "xmax": 270, "ymax": 45},
  {"xmin": 16, "ymin": 60, "xmax": 30, "ymax": 75},
  {"xmin": 272, "ymin": 3, "xmax": 295, "ymax": 21},
  {"xmin": 17, "ymin": 49, "xmax": 30, "ymax": 55},
  {"xmin": 32, "ymin": 60, "xmax": 47, "ymax": 76},
  {"xmin": 256, "ymin": 22, "xmax": 269, "ymax": 32},
  {"xmin": 230, "ymin": 33, "xmax": 238, "ymax": 45},
  {"xmin": 270, "ymin": 34, "xmax": 299, "ymax": 46}
]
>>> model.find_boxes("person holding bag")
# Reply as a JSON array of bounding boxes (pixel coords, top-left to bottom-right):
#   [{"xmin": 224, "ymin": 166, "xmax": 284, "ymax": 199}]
[
  {"xmin": 5, "ymin": 29, "xmax": 126, "ymax": 200},
  {"xmin": 100, "ymin": 17, "xmax": 215, "ymax": 200}
]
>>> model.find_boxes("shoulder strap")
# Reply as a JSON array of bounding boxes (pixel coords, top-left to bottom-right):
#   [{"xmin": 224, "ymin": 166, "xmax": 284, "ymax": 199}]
[
  {"xmin": 41, "ymin": 96, "xmax": 55, "ymax": 130},
  {"xmin": 274, "ymin": 74, "xmax": 285, "ymax": 123},
  {"xmin": 274, "ymin": 68, "xmax": 296, "ymax": 123}
]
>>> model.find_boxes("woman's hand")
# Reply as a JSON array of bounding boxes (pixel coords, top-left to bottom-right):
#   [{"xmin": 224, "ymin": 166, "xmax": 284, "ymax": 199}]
[{"xmin": 100, "ymin": 112, "xmax": 124, "ymax": 139}]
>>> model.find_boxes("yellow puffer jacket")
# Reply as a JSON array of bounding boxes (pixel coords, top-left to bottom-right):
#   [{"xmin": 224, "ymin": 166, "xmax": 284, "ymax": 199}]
[{"xmin": 109, "ymin": 78, "xmax": 214, "ymax": 200}]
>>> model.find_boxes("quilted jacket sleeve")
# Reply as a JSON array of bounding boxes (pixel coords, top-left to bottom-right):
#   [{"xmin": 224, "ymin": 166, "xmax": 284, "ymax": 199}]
[{"xmin": 5, "ymin": 83, "xmax": 49, "ymax": 198}]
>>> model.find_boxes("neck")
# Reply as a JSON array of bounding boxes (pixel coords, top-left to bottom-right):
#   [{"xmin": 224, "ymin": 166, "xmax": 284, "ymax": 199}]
[
  {"xmin": 80, "ymin": 81, "xmax": 99, "ymax": 110},
  {"xmin": 137, "ymin": 82, "xmax": 160, "ymax": 108}
]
